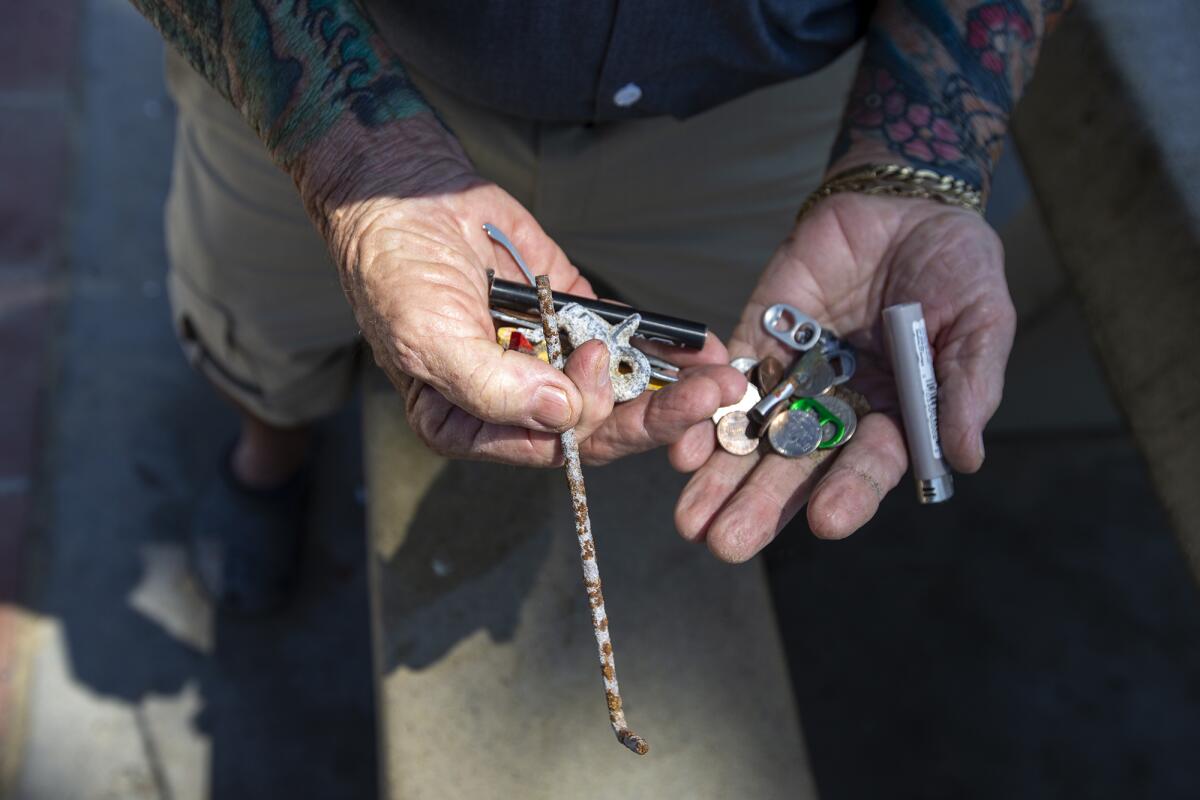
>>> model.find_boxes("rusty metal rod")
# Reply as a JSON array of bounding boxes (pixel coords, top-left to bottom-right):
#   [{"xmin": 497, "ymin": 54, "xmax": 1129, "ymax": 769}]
[{"xmin": 535, "ymin": 274, "xmax": 649, "ymax": 756}]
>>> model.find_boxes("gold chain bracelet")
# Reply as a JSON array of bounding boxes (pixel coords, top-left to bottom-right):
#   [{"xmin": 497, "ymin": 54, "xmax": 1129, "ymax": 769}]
[{"xmin": 798, "ymin": 163, "xmax": 985, "ymax": 220}]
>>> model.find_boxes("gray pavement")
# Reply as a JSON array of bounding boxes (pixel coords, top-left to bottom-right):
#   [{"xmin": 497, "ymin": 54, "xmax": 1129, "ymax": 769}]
[
  {"xmin": 14, "ymin": 2, "xmax": 375, "ymax": 798},
  {"xmin": 8, "ymin": 2, "xmax": 1200, "ymax": 799}
]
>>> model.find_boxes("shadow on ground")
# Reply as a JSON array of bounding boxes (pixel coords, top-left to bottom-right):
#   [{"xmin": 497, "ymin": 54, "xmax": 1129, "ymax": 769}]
[
  {"xmin": 14, "ymin": 1, "xmax": 1200, "ymax": 798},
  {"xmin": 16, "ymin": 2, "xmax": 377, "ymax": 796},
  {"xmin": 766, "ymin": 433, "xmax": 1200, "ymax": 799}
]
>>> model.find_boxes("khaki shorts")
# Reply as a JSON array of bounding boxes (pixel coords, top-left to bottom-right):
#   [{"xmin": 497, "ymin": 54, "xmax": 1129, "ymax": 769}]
[{"xmin": 163, "ymin": 46, "xmax": 858, "ymax": 426}]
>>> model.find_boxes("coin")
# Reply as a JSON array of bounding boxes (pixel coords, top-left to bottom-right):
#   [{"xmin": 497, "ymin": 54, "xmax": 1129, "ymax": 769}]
[
  {"xmin": 752, "ymin": 356, "xmax": 785, "ymax": 395},
  {"xmin": 831, "ymin": 385, "xmax": 871, "ymax": 417},
  {"xmin": 791, "ymin": 350, "xmax": 837, "ymax": 397},
  {"xmin": 813, "ymin": 395, "xmax": 857, "ymax": 449},
  {"xmin": 767, "ymin": 408, "xmax": 822, "ymax": 457},
  {"xmin": 712, "ymin": 383, "xmax": 762, "ymax": 424},
  {"xmin": 716, "ymin": 411, "xmax": 760, "ymax": 456}
]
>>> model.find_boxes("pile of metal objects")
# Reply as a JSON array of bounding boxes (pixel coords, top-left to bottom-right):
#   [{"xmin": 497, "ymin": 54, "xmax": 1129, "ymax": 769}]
[
  {"xmin": 714, "ymin": 304, "xmax": 865, "ymax": 458},
  {"xmin": 485, "ymin": 222, "xmax": 950, "ymax": 504}
]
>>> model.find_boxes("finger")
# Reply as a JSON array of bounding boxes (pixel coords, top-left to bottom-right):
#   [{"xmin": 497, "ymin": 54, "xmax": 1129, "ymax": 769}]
[
  {"xmin": 563, "ymin": 340, "xmax": 614, "ymax": 443},
  {"xmin": 405, "ymin": 342, "xmax": 613, "ymax": 466},
  {"xmin": 704, "ymin": 451, "xmax": 831, "ymax": 563},
  {"xmin": 934, "ymin": 299, "xmax": 1017, "ymax": 473},
  {"xmin": 580, "ymin": 364, "xmax": 746, "ymax": 464},
  {"xmin": 806, "ymin": 412, "xmax": 908, "ymax": 540},
  {"xmin": 424, "ymin": 336, "xmax": 584, "ymax": 433},
  {"xmin": 466, "ymin": 197, "xmax": 594, "ymax": 296},
  {"xmin": 635, "ymin": 331, "xmax": 731, "ymax": 369},
  {"xmin": 674, "ymin": 449, "xmax": 760, "ymax": 543},
  {"xmin": 667, "ymin": 420, "xmax": 716, "ymax": 473},
  {"xmin": 404, "ymin": 380, "xmax": 563, "ymax": 465}
]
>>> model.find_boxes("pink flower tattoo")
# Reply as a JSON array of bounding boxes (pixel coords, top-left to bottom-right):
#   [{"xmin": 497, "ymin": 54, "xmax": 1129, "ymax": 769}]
[
  {"xmin": 966, "ymin": 4, "xmax": 1035, "ymax": 74},
  {"xmin": 847, "ymin": 68, "xmax": 965, "ymax": 165}
]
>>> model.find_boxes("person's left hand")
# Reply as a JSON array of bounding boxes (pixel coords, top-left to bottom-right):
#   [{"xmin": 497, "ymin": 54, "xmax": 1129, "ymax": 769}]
[{"xmin": 668, "ymin": 192, "xmax": 1017, "ymax": 562}]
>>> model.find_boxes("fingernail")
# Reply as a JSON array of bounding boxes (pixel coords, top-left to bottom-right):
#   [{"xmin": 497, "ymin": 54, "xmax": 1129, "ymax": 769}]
[
  {"xmin": 977, "ymin": 433, "xmax": 986, "ymax": 462},
  {"xmin": 533, "ymin": 385, "xmax": 572, "ymax": 428}
]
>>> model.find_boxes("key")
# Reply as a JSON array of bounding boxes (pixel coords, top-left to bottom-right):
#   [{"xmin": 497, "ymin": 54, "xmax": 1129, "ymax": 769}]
[
  {"xmin": 713, "ymin": 383, "xmax": 762, "ymax": 424},
  {"xmin": 713, "ymin": 357, "xmax": 763, "ymax": 424},
  {"xmin": 748, "ymin": 348, "xmax": 837, "ymax": 428},
  {"xmin": 825, "ymin": 345, "xmax": 857, "ymax": 386},
  {"xmin": 716, "ymin": 410, "xmax": 760, "ymax": 456},
  {"xmin": 810, "ymin": 331, "xmax": 856, "ymax": 385},
  {"xmin": 762, "ymin": 303, "xmax": 823, "ymax": 352},
  {"xmin": 766, "ymin": 408, "xmax": 822, "ymax": 457}
]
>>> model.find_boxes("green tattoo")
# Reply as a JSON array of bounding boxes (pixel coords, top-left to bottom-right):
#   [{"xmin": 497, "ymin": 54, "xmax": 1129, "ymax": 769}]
[{"xmin": 129, "ymin": 0, "xmax": 430, "ymax": 168}]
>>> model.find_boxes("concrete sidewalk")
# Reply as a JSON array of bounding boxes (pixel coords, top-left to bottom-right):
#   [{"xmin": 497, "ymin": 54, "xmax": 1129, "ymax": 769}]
[
  {"xmin": 2, "ymin": 1, "xmax": 1200, "ymax": 799},
  {"xmin": 4, "ymin": 2, "xmax": 375, "ymax": 798}
]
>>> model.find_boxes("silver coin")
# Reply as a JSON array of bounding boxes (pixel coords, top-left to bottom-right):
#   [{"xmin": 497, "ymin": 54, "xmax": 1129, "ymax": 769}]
[
  {"xmin": 813, "ymin": 395, "xmax": 858, "ymax": 449},
  {"xmin": 729, "ymin": 356, "xmax": 758, "ymax": 375},
  {"xmin": 712, "ymin": 383, "xmax": 762, "ymax": 424},
  {"xmin": 717, "ymin": 411, "xmax": 760, "ymax": 456},
  {"xmin": 767, "ymin": 408, "xmax": 822, "ymax": 457}
]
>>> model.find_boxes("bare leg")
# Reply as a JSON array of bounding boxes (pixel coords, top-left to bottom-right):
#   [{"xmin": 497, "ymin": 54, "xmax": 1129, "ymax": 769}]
[
  {"xmin": 190, "ymin": 394, "xmax": 317, "ymax": 613},
  {"xmin": 230, "ymin": 411, "xmax": 312, "ymax": 489}
]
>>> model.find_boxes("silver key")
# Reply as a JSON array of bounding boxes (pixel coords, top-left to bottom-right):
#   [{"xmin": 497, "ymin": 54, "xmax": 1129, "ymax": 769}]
[
  {"xmin": 767, "ymin": 408, "xmax": 822, "ymax": 457},
  {"xmin": 712, "ymin": 382, "xmax": 762, "ymax": 424},
  {"xmin": 713, "ymin": 357, "xmax": 763, "ymax": 423},
  {"xmin": 826, "ymin": 348, "xmax": 857, "ymax": 386},
  {"xmin": 748, "ymin": 349, "xmax": 837, "ymax": 427},
  {"xmin": 763, "ymin": 304, "xmax": 823, "ymax": 352},
  {"xmin": 814, "ymin": 331, "xmax": 856, "ymax": 385}
]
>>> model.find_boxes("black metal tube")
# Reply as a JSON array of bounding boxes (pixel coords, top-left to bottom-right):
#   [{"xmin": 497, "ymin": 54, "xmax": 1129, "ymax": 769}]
[{"xmin": 488, "ymin": 276, "xmax": 709, "ymax": 350}]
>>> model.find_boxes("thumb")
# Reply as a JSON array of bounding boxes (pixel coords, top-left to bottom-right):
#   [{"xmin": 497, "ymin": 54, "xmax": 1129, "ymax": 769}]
[
  {"xmin": 429, "ymin": 335, "xmax": 584, "ymax": 432},
  {"xmin": 934, "ymin": 301, "xmax": 1016, "ymax": 473}
]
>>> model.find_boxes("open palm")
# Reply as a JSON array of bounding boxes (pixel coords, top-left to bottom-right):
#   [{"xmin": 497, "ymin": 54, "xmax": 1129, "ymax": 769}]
[{"xmin": 669, "ymin": 193, "xmax": 1017, "ymax": 561}]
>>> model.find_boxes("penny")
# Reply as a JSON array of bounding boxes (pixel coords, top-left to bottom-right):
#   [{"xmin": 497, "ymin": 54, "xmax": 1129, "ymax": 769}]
[
  {"xmin": 767, "ymin": 408, "xmax": 822, "ymax": 457},
  {"xmin": 716, "ymin": 410, "xmax": 760, "ymax": 456},
  {"xmin": 752, "ymin": 355, "xmax": 785, "ymax": 395}
]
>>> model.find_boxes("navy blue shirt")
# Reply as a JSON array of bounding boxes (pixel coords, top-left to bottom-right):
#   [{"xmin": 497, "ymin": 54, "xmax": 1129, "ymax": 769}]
[{"xmin": 364, "ymin": 1, "xmax": 873, "ymax": 122}]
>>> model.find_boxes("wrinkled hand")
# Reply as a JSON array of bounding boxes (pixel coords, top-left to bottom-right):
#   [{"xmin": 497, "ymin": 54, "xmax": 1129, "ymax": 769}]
[
  {"xmin": 308, "ymin": 123, "xmax": 743, "ymax": 466},
  {"xmin": 669, "ymin": 193, "xmax": 1016, "ymax": 561}
]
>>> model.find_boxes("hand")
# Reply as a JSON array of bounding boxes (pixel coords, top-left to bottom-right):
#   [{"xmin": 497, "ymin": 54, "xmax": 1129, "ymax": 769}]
[
  {"xmin": 299, "ymin": 117, "xmax": 745, "ymax": 466},
  {"xmin": 670, "ymin": 192, "xmax": 1016, "ymax": 561}
]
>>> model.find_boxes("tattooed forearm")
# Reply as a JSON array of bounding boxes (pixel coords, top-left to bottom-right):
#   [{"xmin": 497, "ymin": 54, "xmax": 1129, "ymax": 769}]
[
  {"xmin": 831, "ymin": 0, "xmax": 1075, "ymax": 196},
  {"xmin": 129, "ymin": 0, "xmax": 431, "ymax": 169}
]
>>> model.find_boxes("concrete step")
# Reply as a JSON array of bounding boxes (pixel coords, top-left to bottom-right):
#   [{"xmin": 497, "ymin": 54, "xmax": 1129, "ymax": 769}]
[{"xmin": 363, "ymin": 370, "xmax": 817, "ymax": 799}]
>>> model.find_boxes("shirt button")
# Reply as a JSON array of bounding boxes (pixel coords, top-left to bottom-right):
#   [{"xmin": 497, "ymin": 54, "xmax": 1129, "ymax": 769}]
[{"xmin": 613, "ymin": 83, "xmax": 643, "ymax": 108}]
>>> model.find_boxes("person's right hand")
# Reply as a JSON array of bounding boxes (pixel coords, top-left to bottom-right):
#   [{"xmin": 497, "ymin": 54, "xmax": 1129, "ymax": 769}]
[{"xmin": 299, "ymin": 116, "xmax": 746, "ymax": 466}]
